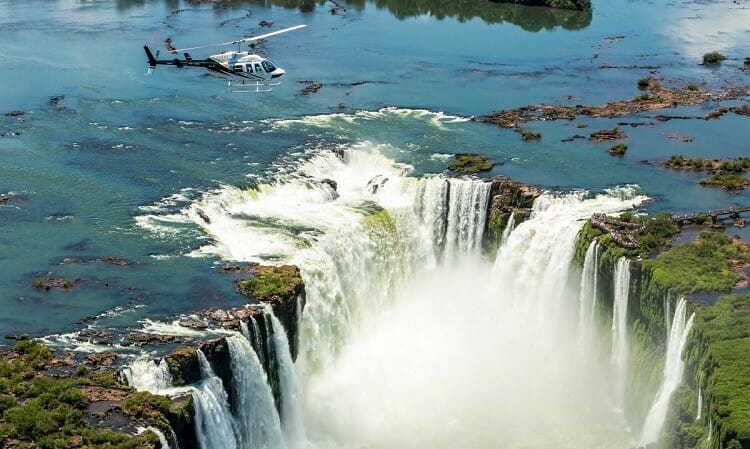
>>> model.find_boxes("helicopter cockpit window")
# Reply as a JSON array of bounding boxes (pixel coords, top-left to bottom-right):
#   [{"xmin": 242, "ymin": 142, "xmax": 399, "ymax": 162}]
[
  {"xmin": 262, "ymin": 60, "xmax": 277, "ymax": 72},
  {"xmin": 233, "ymin": 64, "xmax": 244, "ymax": 73}
]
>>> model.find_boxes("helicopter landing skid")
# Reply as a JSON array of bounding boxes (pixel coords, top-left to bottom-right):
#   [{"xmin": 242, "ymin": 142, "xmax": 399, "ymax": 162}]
[{"xmin": 228, "ymin": 80, "xmax": 281, "ymax": 93}]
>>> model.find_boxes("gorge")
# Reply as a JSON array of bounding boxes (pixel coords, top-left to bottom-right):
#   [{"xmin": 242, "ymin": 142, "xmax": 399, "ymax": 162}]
[{"xmin": 5, "ymin": 146, "xmax": 748, "ymax": 449}]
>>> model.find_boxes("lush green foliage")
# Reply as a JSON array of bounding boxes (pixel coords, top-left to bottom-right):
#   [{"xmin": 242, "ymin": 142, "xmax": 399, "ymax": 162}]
[
  {"xmin": 638, "ymin": 77, "xmax": 650, "ymax": 88},
  {"xmin": 703, "ymin": 51, "xmax": 726, "ymax": 64},
  {"xmin": 644, "ymin": 232, "xmax": 749, "ymax": 294},
  {"xmin": 682, "ymin": 295, "xmax": 750, "ymax": 449},
  {"xmin": 687, "ymin": 83, "xmax": 700, "ymax": 92},
  {"xmin": 447, "ymin": 153, "xmax": 493, "ymax": 174},
  {"xmin": 0, "ymin": 340, "xmax": 163, "ymax": 448}
]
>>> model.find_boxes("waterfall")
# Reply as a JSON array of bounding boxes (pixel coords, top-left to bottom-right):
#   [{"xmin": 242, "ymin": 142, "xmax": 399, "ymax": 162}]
[
  {"xmin": 302, "ymin": 189, "xmax": 646, "ymax": 449},
  {"xmin": 122, "ymin": 358, "xmax": 174, "ymax": 394},
  {"xmin": 696, "ymin": 387, "xmax": 703, "ymax": 421},
  {"xmin": 639, "ymin": 297, "xmax": 695, "ymax": 445},
  {"xmin": 141, "ymin": 426, "xmax": 174, "ymax": 449},
  {"xmin": 611, "ymin": 257, "xmax": 631, "ymax": 411},
  {"xmin": 226, "ymin": 334, "xmax": 285, "ymax": 449},
  {"xmin": 443, "ymin": 179, "xmax": 491, "ymax": 260},
  {"xmin": 500, "ymin": 210, "xmax": 516, "ymax": 245},
  {"xmin": 414, "ymin": 177, "xmax": 448, "ymax": 262},
  {"xmin": 578, "ymin": 239, "xmax": 599, "ymax": 345},
  {"xmin": 140, "ymin": 144, "xmax": 651, "ymax": 448},
  {"xmin": 192, "ymin": 350, "xmax": 238, "ymax": 449},
  {"xmin": 268, "ymin": 310, "xmax": 307, "ymax": 446}
]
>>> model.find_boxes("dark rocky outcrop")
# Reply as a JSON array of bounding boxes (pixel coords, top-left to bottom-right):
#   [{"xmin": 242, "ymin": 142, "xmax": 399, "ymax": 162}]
[
  {"xmin": 236, "ymin": 264, "xmax": 306, "ymax": 360},
  {"xmin": 483, "ymin": 177, "xmax": 542, "ymax": 254},
  {"xmin": 164, "ymin": 347, "xmax": 201, "ymax": 387}
]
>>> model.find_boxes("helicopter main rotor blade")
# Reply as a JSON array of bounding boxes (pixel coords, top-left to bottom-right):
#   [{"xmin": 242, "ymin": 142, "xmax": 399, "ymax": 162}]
[{"xmin": 172, "ymin": 24, "xmax": 307, "ymax": 53}]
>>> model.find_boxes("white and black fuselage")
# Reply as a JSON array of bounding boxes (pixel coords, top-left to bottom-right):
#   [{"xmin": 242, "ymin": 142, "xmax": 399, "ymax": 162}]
[{"xmin": 144, "ymin": 46, "xmax": 286, "ymax": 82}]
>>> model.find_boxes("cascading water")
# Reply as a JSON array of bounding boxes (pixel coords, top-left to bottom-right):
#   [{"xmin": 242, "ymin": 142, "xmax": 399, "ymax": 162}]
[
  {"xmin": 122, "ymin": 358, "xmax": 174, "ymax": 394},
  {"xmin": 578, "ymin": 239, "xmax": 599, "ymax": 346},
  {"xmin": 139, "ymin": 142, "xmax": 650, "ymax": 449},
  {"xmin": 639, "ymin": 297, "xmax": 695, "ymax": 445},
  {"xmin": 443, "ymin": 179, "xmax": 490, "ymax": 261},
  {"xmin": 193, "ymin": 350, "xmax": 238, "ymax": 449},
  {"xmin": 611, "ymin": 257, "xmax": 631, "ymax": 411},
  {"xmin": 500, "ymin": 210, "xmax": 516, "ymax": 245},
  {"xmin": 268, "ymin": 309, "xmax": 307, "ymax": 446},
  {"xmin": 225, "ymin": 334, "xmax": 285, "ymax": 449},
  {"xmin": 305, "ymin": 188, "xmax": 646, "ymax": 449},
  {"xmin": 697, "ymin": 387, "xmax": 703, "ymax": 421}
]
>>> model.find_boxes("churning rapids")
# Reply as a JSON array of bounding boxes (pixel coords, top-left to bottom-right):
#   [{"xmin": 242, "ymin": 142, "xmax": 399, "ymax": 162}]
[{"xmin": 129, "ymin": 119, "xmax": 689, "ymax": 449}]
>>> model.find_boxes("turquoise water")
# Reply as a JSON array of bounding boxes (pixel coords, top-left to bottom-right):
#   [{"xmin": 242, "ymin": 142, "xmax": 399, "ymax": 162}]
[{"xmin": 1, "ymin": 0, "xmax": 749, "ymax": 337}]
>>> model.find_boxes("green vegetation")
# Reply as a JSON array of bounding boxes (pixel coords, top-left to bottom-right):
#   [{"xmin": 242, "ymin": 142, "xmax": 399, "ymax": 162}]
[
  {"xmin": 663, "ymin": 384, "xmax": 705, "ymax": 449},
  {"xmin": 520, "ymin": 129, "xmax": 541, "ymax": 140},
  {"xmin": 637, "ymin": 93, "xmax": 652, "ymax": 102},
  {"xmin": 687, "ymin": 83, "xmax": 700, "ymax": 92},
  {"xmin": 608, "ymin": 143, "xmax": 628, "ymax": 156},
  {"xmin": 447, "ymin": 153, "xmax": 494, "ymax": 174},
  {"xmin": 0, "ymin": 340, "xmax": 160, "ymax": 448},
  {"xmin": 574, "ymin": 212, "xmax": 680, "ymax": 265},
  {"xmin": 637, "ymin": 77, "xmax": 650, "ymax": 89},
  {"xmin": 700, "ymin": 172, "xmax": 750, "ymax": 190},
  {"xmin": 643, "ymin": 232, "xmax": 749, "ymax": 295},
  {"xmin": 665, "ymin": 155, "xmax": 717, "ymax": 171},
  {"xmin": 677, "ymin": 295, "xmax": 750, "ymax": 449},
  {"xmin": 239, "ymin": 265, "xmax": 304, "ymax": 301},
  {"xmin": 702, "ymin": 51, "xmax": 726, "ymax": 65},
  {"xmin": 665, "ymin": 156, "xmax": 750, "ymax": 191}
]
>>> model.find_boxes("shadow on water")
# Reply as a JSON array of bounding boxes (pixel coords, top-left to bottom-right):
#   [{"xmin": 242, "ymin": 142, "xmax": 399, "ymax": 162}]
[{"xmin": 114, "ymin": 0, "xmax": 592, "ymax": 31}]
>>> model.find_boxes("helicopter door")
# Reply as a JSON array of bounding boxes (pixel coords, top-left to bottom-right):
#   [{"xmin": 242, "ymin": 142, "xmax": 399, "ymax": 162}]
[{"xmin": 254, "ymin": 63, "xmax": 266, "ymax": 79}]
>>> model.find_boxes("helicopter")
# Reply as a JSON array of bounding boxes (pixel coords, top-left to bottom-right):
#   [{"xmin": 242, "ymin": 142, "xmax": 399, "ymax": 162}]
[{"xmin": 144, "ymin": 24, "xmax": 306, "ymax": 92}]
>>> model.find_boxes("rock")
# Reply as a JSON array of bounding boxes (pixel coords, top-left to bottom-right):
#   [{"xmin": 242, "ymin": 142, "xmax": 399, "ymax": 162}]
[
  {"xmin": 196, "ymin": 208, "xmax": 211, "ymax": 224},
  {"xmin": 199, "ymin": 338, "xmax": 234, "ymax": 407},
  {"xmin": 237, "ymin": 265, "xmax": 306, "ymax": 359},
  {"xmin": 48, "ymin": 95, "xmax": 64, "ymax": 108},
  {"xmin": 100, "ymin": 256, "xmax": 133, "ymax": 266},
  {"xmin": 178, "ymin": 318, "xmax": 208, "ymax": 330},
  {"xmin": 33, "ymin": 276, "xmax": 79, "ymax": 290},
  {"xmin": 589, "ymin": 127, "xmax": 627, "ymax": 142},
  {"xmin": 258, "ymin": 20, "xmax": 274, "ymax": 27},
  {"xmin": 124, "ymin": 332, "xmax": 181, "ymax": 346},
  {"xmin": 476, "ymin": 80, "xmax": 750, "ymax": 128},
  {"xmin": 484, "ymin": 178, "xmax": 542, "ymax": 254},
  {"xmin": 164, "ymin": 347, "xmax": 201, "ymax": 387},
  {"xmin": 85, "ymin": 351, "xmax": 117, "ymax": 367},
  {"xmin": 321, "ymin": 178, "xmax": 338, "ymax": 191},
  {"xmin": 300, "ymin": 82, "xmax": 323, "ymax": 95},
  {"xmin": 4, "ymin": 110, "xmax": 24, "ymax": 117}
]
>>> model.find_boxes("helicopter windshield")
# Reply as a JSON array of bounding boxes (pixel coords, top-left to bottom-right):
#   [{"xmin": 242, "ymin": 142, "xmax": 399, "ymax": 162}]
[{"xmin": 261, "ymin": 60, "xmax": 277, "ymax": 73}]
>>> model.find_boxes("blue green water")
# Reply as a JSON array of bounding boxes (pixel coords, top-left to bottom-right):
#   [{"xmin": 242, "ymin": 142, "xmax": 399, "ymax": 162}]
[{"xmin": 1, "ymin": 0, "xmax": 749, "ymax": 338}]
